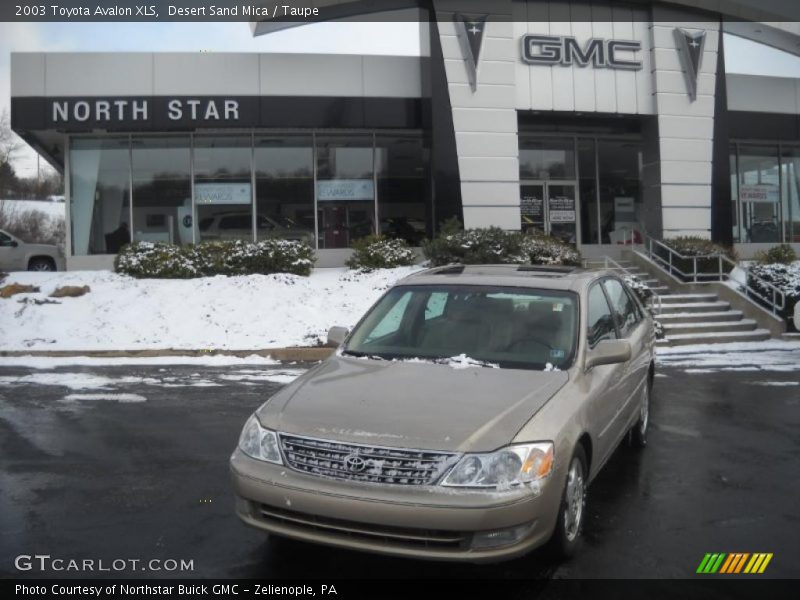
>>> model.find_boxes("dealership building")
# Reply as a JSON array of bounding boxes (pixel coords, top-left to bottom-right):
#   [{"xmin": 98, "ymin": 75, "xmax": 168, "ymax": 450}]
[{"xmin": 9, "ymin": 0, "xmax": 800, "ymax": 269}]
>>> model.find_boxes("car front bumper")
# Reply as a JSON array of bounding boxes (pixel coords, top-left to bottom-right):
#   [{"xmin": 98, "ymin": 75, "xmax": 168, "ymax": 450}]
[{"xmin": 230, "ymin": 448, "xmax": 564, "ymax": 563}]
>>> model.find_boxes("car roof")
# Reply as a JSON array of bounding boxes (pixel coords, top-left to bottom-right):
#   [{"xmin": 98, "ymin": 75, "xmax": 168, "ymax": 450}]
[{"xmin": 398, "ymin": 264, "xmax": 619, "ymax": 293}]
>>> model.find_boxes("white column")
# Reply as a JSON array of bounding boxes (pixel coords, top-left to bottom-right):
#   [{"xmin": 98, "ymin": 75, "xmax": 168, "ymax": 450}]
[{"xmin": 650, "ymin": 18, "xmax": 720, "ymax": 239}]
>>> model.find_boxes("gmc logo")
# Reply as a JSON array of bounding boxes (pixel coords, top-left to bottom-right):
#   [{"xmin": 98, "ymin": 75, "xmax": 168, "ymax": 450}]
[{"xmin": 522, "ymin": 35, "xmax": 642, "ymax": 70}]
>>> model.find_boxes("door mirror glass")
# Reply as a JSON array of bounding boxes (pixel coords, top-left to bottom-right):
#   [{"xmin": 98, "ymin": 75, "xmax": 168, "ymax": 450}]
[
  {"xmin": 327, "ymin": 326, "xmax": 350, "ymax": 347},
  {"xmin": 585, "ymin": 339, "xmax": 631, "ymax": 370}
]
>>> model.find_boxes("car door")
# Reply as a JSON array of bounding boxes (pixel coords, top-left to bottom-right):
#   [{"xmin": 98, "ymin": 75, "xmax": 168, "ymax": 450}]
[
  {"xmin": 602, "ymin": 278, "xmax": 649, "ymax": 435},
  {"xmin": 0, "ymin": 231, "xmax": 23, "ymax": 271},
  {"xmin": 583, "ymin": 281, "xmax": 629, "ymax": 467}
]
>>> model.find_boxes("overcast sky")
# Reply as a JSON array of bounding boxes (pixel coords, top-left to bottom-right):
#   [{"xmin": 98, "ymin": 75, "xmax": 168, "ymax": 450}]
[{"xmin": 1, "ymin": 20, "xmax": 799, "ymax": 176}]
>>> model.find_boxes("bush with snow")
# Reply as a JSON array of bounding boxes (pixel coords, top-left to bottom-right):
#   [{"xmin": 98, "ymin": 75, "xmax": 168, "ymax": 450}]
[
  {"xmin": 346, "ymin": 235, "xmax": 417, "ymax": 271},
  {"xmin": 115, "ymin": 240, "xmax": 315, "ymax": 279},
  {"xmin": 422, "ymin": 224, "xmax": 581, "ymax": 267},
  {"xmin": 747, "ymin": 261, "xmax": 800, "ymax": 327},
  {"xmin": 754, "ymin": 244, "xmax": 797, "ymax": 265}
]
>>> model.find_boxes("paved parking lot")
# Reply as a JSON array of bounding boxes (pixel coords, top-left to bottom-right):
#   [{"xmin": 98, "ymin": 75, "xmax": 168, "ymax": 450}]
[{"xmin": 1, "ymin": 358, "xmax": 798, "ymax": 581}]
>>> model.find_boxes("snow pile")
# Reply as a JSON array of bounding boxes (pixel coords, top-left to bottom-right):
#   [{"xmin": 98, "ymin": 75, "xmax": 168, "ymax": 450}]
[
  {"xmin": 0, "ymin": 266, "xmax": 422, "ymax": 351},
  {"xmin": 657, "ymin": 340, "xmax": 800, "ymax": 372}
]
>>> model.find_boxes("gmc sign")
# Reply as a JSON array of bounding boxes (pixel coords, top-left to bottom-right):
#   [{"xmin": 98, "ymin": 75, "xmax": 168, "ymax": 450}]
[{"xmin": 522, "ymin": 35, "xmax": 643, "ymax": 70}]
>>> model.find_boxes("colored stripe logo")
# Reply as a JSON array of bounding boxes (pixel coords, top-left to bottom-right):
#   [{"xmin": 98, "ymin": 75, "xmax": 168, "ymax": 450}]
[{"xmin": 697, "ymin": 553, "xmax": 773, "ymax": 574}]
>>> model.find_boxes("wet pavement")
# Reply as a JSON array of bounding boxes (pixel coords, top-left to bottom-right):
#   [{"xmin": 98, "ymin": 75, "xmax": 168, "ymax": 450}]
[{"xmin": 0, "ymin": 360, "xmax": 798, "ymax": 580}]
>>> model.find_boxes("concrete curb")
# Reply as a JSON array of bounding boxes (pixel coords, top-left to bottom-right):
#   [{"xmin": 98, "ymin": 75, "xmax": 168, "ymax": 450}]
[{"xmin": 0, "ymin": 347, "xmax": 336, "ymax": 361}]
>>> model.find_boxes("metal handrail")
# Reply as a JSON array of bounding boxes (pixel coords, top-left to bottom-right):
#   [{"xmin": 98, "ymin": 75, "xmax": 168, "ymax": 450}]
[{"xmin": 642, "ymin": 234, "xmax": 786, "ymax": 316}]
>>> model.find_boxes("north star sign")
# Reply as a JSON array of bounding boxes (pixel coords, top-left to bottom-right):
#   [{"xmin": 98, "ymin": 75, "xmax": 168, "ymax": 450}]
[
  {"xmin": 51, "ymin": 98, "xmax": 241, "ymax": 123},
  {"xmin": 522, "ymin": 35, "xmax": 643, "ymax": 70}
]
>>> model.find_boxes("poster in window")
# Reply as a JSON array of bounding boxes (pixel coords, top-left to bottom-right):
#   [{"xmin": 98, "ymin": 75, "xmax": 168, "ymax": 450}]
[{"xmin": 548, "ymin": 195, "xmax": 576, "ymax": 223}]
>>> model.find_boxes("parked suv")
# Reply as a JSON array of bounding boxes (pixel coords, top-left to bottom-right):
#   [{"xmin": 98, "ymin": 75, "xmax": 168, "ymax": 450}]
[
  {"xmin": 230, "ymin": 265, "xmax": 656, "ymax": 562},
  {"xmin": 0, "ymin": 229, "xmax": 64, "ymax": 271}
]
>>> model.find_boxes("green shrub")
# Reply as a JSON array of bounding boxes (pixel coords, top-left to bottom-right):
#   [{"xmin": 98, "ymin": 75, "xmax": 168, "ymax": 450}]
[
  {"xmin": 754, "ymin": 244, "xmax": 797, "ymax": 265},
  {"xmin": 656, "ymin": 236, "xmax": 736, "ymax": 280},
  {"xmin": 747, "ymin": 262, "xmax": 800, "ymax": 325},
  {"xmin": 520, "ymin": 232, "xmax": 582, "ymax": 267},
  {"xmin": 115, "ymin": 240, "xmax": 315, "ymax": 279},
  {"xmin": 346, "ymin": 235, "xmax": 417, "ymax": 271},
  {"xmin": 422, "ymin": 225, "xmax": 581, "ymax": 267},
  {"xmin": 662, "ymin": 236, "xmax": 736, "ymax": 259}
]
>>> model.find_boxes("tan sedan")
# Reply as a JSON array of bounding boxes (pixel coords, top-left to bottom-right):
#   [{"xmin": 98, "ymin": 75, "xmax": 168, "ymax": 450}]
[{"xmin": 230, "ymin": 265, "xmax": 656, "ymax": 562}]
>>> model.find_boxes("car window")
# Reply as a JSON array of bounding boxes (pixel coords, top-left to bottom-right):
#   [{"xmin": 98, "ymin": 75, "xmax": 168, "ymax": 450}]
[
  {"xmin": 587, "ymin": 284, "xmax": 617, "ymax": 348},
  {"xmin": 364, "ymin": 291, "xmax": 412, "ymax": 343},
  {"xmin": 0, "ymin": 232, "xmax": 13, "ymax": 246},
  {"xmin": 603, "ymin": 279, "xmax": 640, "ymax": 337},
  {"xmin": 424, "ymin": 292, "xmax": 448, "ymax": 320},
  {"xmin": 345, "ymin": 285, "xmax": 578, "ymax": 371}
]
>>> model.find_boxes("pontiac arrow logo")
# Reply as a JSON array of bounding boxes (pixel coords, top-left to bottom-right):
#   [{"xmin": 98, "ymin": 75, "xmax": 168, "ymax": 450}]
[
  {"xmin": 454, "ymin": 13, "xmax": 488, "ymax": 92},
  {"xmin": 674, "ymin": 28, "xmax": 706, "ymax": 101}
]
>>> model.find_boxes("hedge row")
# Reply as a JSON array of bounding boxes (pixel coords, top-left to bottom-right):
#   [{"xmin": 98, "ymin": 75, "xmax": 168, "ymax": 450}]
[
  {"xmin": 114, "ymin": 240, "xmax": 315, "ymax": 279},
  {"xmin": 422, "ymin": 224, "xmax": 581, "ymax": 267}
]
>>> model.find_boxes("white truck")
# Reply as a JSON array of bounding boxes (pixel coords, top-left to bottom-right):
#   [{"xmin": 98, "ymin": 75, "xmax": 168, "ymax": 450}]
[{"xmin": 0, "ymin": 229, "xmax": 65, "ymax": 272}]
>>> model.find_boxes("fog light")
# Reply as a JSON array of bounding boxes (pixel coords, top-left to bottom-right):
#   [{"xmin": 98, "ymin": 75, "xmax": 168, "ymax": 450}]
[{"xmin": 471, "ymin": 521, "xmax": 536, "ymax": 550}]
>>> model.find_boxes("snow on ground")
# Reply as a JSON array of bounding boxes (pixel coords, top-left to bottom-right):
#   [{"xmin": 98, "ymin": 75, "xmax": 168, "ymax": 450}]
[
  {"xmin": 0, "ymin": 266, "xmax": 422, "ymax": 351},
  {"xmin": 0, "ymin": 354, "xmax": 282, "ymax": 369},
  {"xmin": 656, "ymin": 340, "xmax": 800, "ymax": 373}
]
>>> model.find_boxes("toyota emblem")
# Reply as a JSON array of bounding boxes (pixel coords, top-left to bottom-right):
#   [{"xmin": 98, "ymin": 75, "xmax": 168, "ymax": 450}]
[{"xmin": 343, "ymin": 454, "xmax": 367, "ymax": 473}]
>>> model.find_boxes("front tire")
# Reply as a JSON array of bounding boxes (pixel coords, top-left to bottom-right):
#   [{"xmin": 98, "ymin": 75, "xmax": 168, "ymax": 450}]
[
  {"xmin": 549, "ymin": 445, "xmax": 587, "ymax": 559},
  {"xmin": 28, "ymin": 257, "xmax": 56, "ymax": 272}
]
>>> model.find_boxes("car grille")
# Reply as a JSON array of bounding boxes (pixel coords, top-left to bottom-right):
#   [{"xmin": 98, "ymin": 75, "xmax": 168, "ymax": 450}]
[
  {"xmin": 278, "ymin": 433, "xmax": 458, "ymax": 485},
  {"xmin": 258, "ymin": 505, "xmax": 468, "ymax": 550}
]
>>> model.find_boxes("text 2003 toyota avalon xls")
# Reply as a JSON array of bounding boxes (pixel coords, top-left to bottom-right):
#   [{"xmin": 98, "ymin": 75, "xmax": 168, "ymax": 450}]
[{"xmin": 230, "ymin": 265, "xmax": 655, "ymax": 562}]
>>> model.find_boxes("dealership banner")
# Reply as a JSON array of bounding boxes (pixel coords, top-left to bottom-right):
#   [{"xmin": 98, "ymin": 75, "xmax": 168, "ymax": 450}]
[{"xmin": 2, "ymin": 0, "xmax": 799, "ymax": 22}]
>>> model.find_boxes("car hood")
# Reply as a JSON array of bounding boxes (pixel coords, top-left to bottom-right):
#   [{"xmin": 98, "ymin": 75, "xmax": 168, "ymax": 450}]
[{"xmin": 256, "ymin": 355, "xmax": 569, "ymax": 453}]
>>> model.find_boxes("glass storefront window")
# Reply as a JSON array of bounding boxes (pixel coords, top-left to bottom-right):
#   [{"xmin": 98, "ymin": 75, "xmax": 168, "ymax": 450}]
[
  {"xmin": 578, "ymin": 139, "xmax": 598, "ymax": 244},
  {"xmin": 131, "ymin": 137, "xmax": 191, "ymax": 245},
  {"xmin": 254, "ymin": 135, "xmax": 315, "ymax": 246},
  {"xmin": 781, "ymin": 147, "xmax": 800, "ymax": 243},
  {"xmin": 69, "ymin": 137, "xmax": 130, "ymax": 255},
  {"xmin": 737, "ymin": 145, "xmax": 781, "ymax": 243},
  {"xmin": 597, "ymin": 140, "xmax": 643, "ymax": 245},
  {"xmin": 316, "ymin": 135, "xmax": 375, "ymax": 249},
  {"xmin": 519, "ymin": 137, "xmax": 576, "ymax": 180},
  {"xmin": 376, "ymin": 134, "xmax": 429, "ymax": 245},
  {"xmin": 193, "ymin": 135, "xmax": 253, "ymax": 243},
  {"xmin": 730, "ymin": 150, "xmax": 740, "ymax": 243}
]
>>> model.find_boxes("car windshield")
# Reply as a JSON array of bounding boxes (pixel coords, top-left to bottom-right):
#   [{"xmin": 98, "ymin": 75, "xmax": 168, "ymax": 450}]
[{"xmin": 344, "ymin": 285, "xmax": 578, "ymax": 371}]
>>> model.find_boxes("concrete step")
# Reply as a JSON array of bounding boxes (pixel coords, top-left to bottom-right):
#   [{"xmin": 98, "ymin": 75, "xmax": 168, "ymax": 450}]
[
  {"xmin": 657, "ymin": 293, "xmax": 718, "ymax": 304},
  {"xmin": 655, "ymin": 310, "xmax": 744, "ymax": 323},
  {"xmin": 649, "ymin": 286, "xmax": 672, "ymax": 295},
  {"xmin": 661, "ymin": 319, "xmax": 758, "ymax": 336},
  {"xmin": 657, "ymin": 328, "xmax": 771, "ymax": 347},
  {"xmin": 656, "ymin": 301, "xmax": 731, "ymax": 314}
]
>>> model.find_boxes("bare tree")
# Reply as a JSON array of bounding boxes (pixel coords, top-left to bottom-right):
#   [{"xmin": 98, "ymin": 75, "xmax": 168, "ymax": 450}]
[{"xmin": 0, "ymin": 108, "xmax": 22, "ymax": 167}]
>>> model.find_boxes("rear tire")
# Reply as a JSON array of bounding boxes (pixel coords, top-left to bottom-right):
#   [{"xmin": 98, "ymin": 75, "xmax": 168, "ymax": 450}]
[
  {"xmin": 549, "ymin": 445, "xmax": 587, "ymax": 559},
  {"xmin": 630, "ymin": 380, "xmax": 651, "ymax": 449},
  {"xmin": 28, "ymin": 257, "xmax": 56, "ymax": 272}
]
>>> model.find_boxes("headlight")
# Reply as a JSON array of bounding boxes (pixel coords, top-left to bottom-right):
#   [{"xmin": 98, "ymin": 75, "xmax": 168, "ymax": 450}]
[
  {"xmin": 441, "ymin": 442, "xmax": 554, "ymax": 491},
  {"xmin": 238, "ymin": 415, "xmax": 283, "ymax": 464}
]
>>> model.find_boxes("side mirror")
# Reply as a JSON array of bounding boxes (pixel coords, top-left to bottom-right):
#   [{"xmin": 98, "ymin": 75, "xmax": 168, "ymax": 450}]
[
  {"xmin": 327, "ymin": 326, "xmax": 350, "ymax": 347},
  {"xmin": 10, "ymin": 240, "xmax": 18, "ymax": 247},
  {"xmin": 585, "ymin": 339, "xmax": 631, "ymax": 370}
]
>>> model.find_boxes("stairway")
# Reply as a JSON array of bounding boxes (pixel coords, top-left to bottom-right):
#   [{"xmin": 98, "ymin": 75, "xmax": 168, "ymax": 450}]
[{"xmin": 598, "ymin": 259, "xmax": 772, "ymax": 346}]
